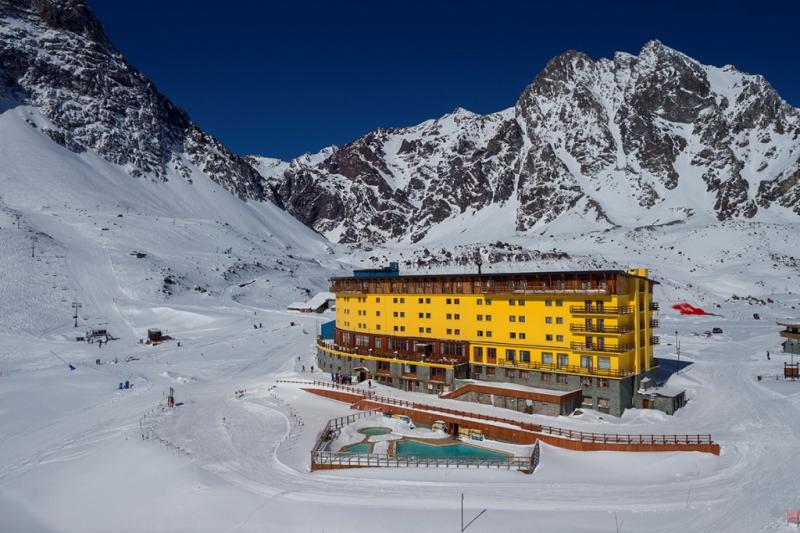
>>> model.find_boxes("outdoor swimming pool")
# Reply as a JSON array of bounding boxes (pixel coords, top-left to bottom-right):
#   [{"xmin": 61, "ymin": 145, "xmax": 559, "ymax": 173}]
[
  {"xmin": 358, "ymin": 427, "xmax": 392, "ymax": 436},
  {"xmin": 340, "ymin": 443, "xmax": 372, "ymax": 454},
  {"xmin": 395, "ymin": 440, "xmax": 509, "ymax": 461}
]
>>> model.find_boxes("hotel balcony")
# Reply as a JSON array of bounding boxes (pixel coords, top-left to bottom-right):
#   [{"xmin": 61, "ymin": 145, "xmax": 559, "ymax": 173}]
[
  {"xmin": 569, "ymin": 305, "xmax": 634, "ymax": 315},
  {"xmin": 570, "ymin": 342, "xmax": 632, "ymax": 354},
  {"xmin": 570, "ymin": 324, "xmax": 631, "ymax": 335},
  {"xmin": 651, "ymin": 336, "xmax": 660, "ymax": 345},
  {"xmin": 650, "ymin": 302, "xmax": 659, "ymax": 311},
  {"xmin": 495, "ymin": 358, "xmax": 634, "ymax": 378},
  {"xmin": 650, "ymin": 319, "xmax": 660, "ymax": 328}
]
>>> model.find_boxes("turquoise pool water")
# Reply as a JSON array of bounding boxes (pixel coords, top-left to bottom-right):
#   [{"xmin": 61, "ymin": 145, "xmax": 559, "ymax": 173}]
[
  {"xmin": 395, "ymin": 440, "xmax": 509, "ymax": 461},
  {"xmin": 340, "ymin": 442, "xmax": 372, "ymax": 453},
  {"xmin": 358, "ymin": 427, "xmax": 392, "ymax": 436}
]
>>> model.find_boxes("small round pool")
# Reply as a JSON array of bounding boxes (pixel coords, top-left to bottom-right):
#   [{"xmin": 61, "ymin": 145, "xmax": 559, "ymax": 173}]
[{"xmin": 358, "ymin": 427, "xmax": 392, "ymax": 436}]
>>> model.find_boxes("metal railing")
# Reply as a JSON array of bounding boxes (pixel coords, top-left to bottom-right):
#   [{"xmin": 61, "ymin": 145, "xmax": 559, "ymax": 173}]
[
  {"xmin": 311, "ymin": 450, "xmax": 537, "ymax": 472},
  {"xmin": 651, "ymin": 336, "xmax": 660, "ymax": 345},
  {"xmin": 650, "ymin": 302, "xmax": 659, "ymax": 311},
  {"xmin": 570, "ymin": 342, "xmax": 631, "ymax": 354},
  {"xmin": 650, "ymin": 319, "xmax": 660, "ymax": 328},
  {"xmin": 494, "ymin": 359, "xmax": 635, "ymax": 378},
  {"xmin": 570, "ymin": 306, "xmax": 634, "ymax": 315},
  {"xmin": 570, "ymin": 324, "xmax": 631, "ymax": 334}
]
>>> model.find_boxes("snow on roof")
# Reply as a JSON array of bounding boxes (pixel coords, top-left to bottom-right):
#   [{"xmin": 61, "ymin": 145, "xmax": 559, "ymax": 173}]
[
  {"xmin": 287, "ymin": 291, "xmax": 335, "ymax": 311},
  {"xmin": 458, "ymin": 379, "xmax": 580, "ymax": 397}
]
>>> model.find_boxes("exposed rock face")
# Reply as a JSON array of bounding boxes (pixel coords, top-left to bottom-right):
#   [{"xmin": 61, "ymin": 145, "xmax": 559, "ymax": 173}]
[
  {"xmin": 257, "ymin": 40, "xmax": 800, "ymax": 244},
  {"xmin": 0, "ymin": 0, "xmax": 264, "ymax": 200}
]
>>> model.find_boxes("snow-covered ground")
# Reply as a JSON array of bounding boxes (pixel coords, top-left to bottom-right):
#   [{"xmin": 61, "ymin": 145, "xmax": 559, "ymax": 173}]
[{"xmin": 2, "ymin": 103, "xmax": 800, "ymax": 532}]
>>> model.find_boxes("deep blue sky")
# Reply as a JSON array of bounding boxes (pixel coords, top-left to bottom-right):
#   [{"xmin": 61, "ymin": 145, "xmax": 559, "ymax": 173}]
[{"xmin": 87, "ymin": 0, "xmax": 799, "ymax": 160}]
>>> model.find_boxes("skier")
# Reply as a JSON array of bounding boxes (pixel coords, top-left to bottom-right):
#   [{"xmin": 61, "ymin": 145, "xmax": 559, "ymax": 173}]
[
  {"xmin": 767, "ymin": 351, "xmax": 771, "ymax": 360},
  {"xmin": 310, "ymin": 366, "xmax": 314, "ymax": 373},
  {"xmin": 302, "ymin": 365, "xmax": 306, "ymax": 372},
  {"xmin": 368, "ymin": 380, "xmax": 372, "ymax": 388}
]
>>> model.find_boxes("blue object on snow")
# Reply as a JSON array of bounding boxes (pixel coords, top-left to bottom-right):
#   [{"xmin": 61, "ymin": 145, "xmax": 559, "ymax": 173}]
[
  {"xmin": 177, "ymin": 341, "xmax": 182, "ymax": 347},
  {"xmin": 124, "ymin": 380, "xmax": 130, "ymax": 389},
  {"xmin": 118, "ymin": 382, "xmax": 123, "ymax": 390},
  {"xmin": 68, "ymin": 364, "xmax": 76, "ymax": 371}
]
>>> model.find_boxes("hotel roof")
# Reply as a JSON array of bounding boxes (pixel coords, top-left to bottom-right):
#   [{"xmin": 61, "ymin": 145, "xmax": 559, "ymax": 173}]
[{"xmin": 331, "ymin": 268, "xmax": 658, "ymax": 283}]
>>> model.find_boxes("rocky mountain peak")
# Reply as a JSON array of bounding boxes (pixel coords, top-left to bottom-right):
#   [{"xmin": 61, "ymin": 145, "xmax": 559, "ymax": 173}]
[
  {"xmin": 257, "ymin": 41, "xmax": 800, "ymax": 245},
  {"xmin": 29, "ymin": 0, "xmax": 110, "ymax": 46}
]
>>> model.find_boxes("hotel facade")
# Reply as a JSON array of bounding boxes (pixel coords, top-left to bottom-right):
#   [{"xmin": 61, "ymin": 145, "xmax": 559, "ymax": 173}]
[{"xmin": 316, "ymin": 264, "xmax": 660, "ymax": 416}]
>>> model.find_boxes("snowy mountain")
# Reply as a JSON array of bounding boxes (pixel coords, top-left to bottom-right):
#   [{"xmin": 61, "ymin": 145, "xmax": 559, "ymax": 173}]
[
  {"xmin": 0, "ymin": 0, "xmax": 266, "ymax": 199},
  {"xmin": 255, "ymin": 40, "xmax": 800, "ymax": 245},
  {"xmin": 0, "ymin": 0, "xmax": 340, "ymax": 337}
]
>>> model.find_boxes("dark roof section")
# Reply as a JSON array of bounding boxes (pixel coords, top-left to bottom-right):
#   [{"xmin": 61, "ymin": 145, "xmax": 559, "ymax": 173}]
[{"xmin": 331, "ymin": 268, "xmax": 659, "ymax": 284}]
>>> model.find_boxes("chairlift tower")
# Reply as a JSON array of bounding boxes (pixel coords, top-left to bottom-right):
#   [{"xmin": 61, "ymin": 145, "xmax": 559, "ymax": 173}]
[{"xmin": 72, "ymin": 301, "xmax": 82, "ymax": 328}]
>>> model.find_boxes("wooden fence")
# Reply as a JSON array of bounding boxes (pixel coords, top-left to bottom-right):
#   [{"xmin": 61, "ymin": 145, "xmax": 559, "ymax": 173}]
[
  {"xmin": 308, "ymin": 408, "xmax": 539, "ymax": 474},
  {"xmin": 277, "ymin": 379, "xmax": 717, "ymax": 451}
]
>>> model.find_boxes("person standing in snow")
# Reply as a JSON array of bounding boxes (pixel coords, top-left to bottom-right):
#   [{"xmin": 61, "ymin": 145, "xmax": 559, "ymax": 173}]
[{"xmin": 767, "ymin": 351, "xmax": 771, "ymax": 360}]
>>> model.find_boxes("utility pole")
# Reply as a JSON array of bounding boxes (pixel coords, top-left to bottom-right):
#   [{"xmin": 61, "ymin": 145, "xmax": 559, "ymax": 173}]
[
  {"xmin": 460, "ymin": 493, "xmax": 487, "ymax": 532},
  {"xmin": 72, "ymin": 301, "xmax": 82, "ymax": 328},
  {"xmin": 31, "ymin": 235, "xmax": 38, "ymax": 258}
]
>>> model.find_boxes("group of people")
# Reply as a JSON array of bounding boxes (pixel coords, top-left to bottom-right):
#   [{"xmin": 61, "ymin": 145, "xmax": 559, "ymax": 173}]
[
  {"xmin": 331, "ymin": 372, "xmax": 353, "ymax": 385},
  {"xmin": 117, "ymin": 380, "xmax": 132, "ymax": 390}
]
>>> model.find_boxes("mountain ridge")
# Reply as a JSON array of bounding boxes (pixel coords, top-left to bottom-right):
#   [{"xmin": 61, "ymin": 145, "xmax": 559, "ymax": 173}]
[{"xmin": 253, "ymin": 39, "xmax": 800, "ymax": 245}]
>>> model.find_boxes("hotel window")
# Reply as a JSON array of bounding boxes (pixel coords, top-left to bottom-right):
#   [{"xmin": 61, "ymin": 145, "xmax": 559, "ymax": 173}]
[
  {"xmin": 557, "ymin": 353, "xmax": 569, "ymax": 367},
  {"xmin": 473, "ymin": 365, "xmax": 483, "ymax": 375},
  {"xmin": 376, "ymin": 311, "xmax": 381, "ymax": 317},
  {"xmin": 518, "ymin": 299, "xmax": 525, "ymax": 306},
  {"xmin": 581, "ymin": 377, "xmax": 593, "ymax": 387},
  {"xmin": 477, "ymin": 299, "xmax": 483, "ymax": 305},
  {"xmin": 446, "ymin": 298, "xmax": 452, "ymax": 304},
  {"xmin": 542, "ymin": 352, "xmax": 553, "ymax": 365},
  {"xmin": 375, "ymin": 337, "xmax": 382, "ymax": 349},
  {"xmin": 376, "ymin": 325, "xmax": 381, "ymax": 330},
  {"xmin": 598, "ymin": 357, "xmax": 611, "ymax": 370},
  {"xmin": 400, "ymin": 312, "xmax": 405, "ymax": 318},
  {"xmin": 485, "ymin": 298, "xmax": 492, "ymax": 305},
  {"xmin": 486, "ymin": 331, "xmax": 493, "ymax": 338},
  {"xmin": 426, "ymin": 313, "xmax": 431, "ymax": 318},
  {"xmin": 555, "ymin": 299, "xmax": 563, "ymax": 307},
  {"xmin": 509, "ymin": 316, "xmax": 516, "ymax": 322},
  {"xmin": 520, "ymin": 350, "xmax": 531, "ymax": 362},
  {"xmin": 446, "ymin": 313, "xmax": 452, "ymax": 319},
  {"xmin": 545, "ymin": 299, "xmax": 553, "ymax": 306},
  {"xmin": 393, "ymin": 326, "xmax": 398, "ymax": 332},
  {"xmin": 545, "ymin": 317, "xmax": 553, "ymax": 324},
  {"xmin": 454, "ymin": 314, "xmax": 460, "ymax": 320},
  {"xmin": 541, "ymin": 373, "xmax": 552, "ymax": 383},
  {"xmin": 519, "ymin": 332, "xmax": 526, "ymax": 340},
  {"xmin": 425, "ymin": 298, "xmax": 431, "ymax": 304},
  {"xmin": 426, "ymin": 327, "xmax": 431, "ymax": 333},
  {"xmin": 477, "ymin": 330, "xmax": 483, "ymax": 337},
  {"xmin": 418, "ymin": 312, "xmax": 424, "ymax": 318},
  {"xmin": 400, "ymin": 326, "xmax": 405, "ymax": 332},
  {"xmin": 509, "ymin": 299, "xmax": 516, "ymax": 306},
  {"xmin": 486, "ymin": 315, "xmax": 492, "ymax": 321},
  {"xmin": 454, "ymin": 298, "xmax": 460, "ymax": 304},
  {"xmin": 487, "ymin": 367, "xmax": 495, "ymax": 376},
  {"xmin": 546, "ymin": 334, "xmax": 553, "ymax": 341},
  {"xmin": 418, "ymin": 298, "xmax": 424, "ymax": 304},
  {"xmin": 506, "ymin": 349, "xmax": 516, "ymax": 361},
  {"xmin": 393, "ymin": 312, "xmax": 399, "ymax": 317},
  {"xmin": 510, "ymin": 332, "xmax": 517, "ymax": 339},
  {"xmin": 556, "ymin": 334, "xmax": 564, "ymax": 342},
  {"xmin": 599, "ymin": 378, "xmax": 609, "ymax": 389},
  {"xmin": 477, "ymin": 314, "xmax": 484, "ymax": 321},
  {"xmin": 474, "ymin": 347, "xmax": 484, "ymax": 362},
  {"xmin": 597, "ymin": 398, "xmax": 609, "ymax": 412},
  {"xmin": 446, "ymin": 329, "xmax": 452, "ymax": 335},
  {"xmin": 393, "ymin": 298, "xmax": 398, "ymax": 303},
  {"xmin": 556, "ymin": 374, "xmax": 568, "ymax": 384},
  {"xmin": 419, "ymin": 327, "xmax": 424, "ymax": 333},
  {"xmin": 519, "ymin": 316, "xmax": 525, "ymax": 323},
  {"xmin": 581, "ymin": 355, "xmax": 593, "ymax": 369},
  {"xmin": 454, "ymin": 329, "xmax": 461, "ymax": 335},
  {"xmin": 400, "ymin": 298, "xmax": 405, "ymax": 303},
  {"xmin": 376, "ymin": 297, "xmax": 381, "ymax": 303},
  {"xmin": 556, "ymin": 317, "xmax": 563, "ymax": 324}
]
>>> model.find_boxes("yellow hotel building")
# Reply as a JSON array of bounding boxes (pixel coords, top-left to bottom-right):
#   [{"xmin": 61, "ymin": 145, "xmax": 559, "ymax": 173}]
[{"xmin": 316, "ymin": 264, "xmax": 660, "ymax": 416}]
